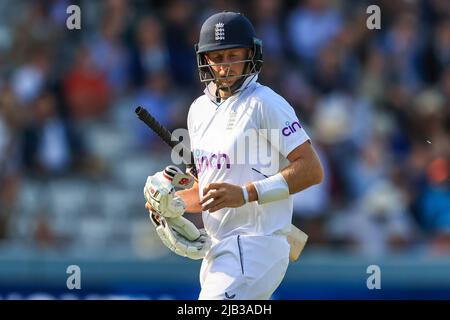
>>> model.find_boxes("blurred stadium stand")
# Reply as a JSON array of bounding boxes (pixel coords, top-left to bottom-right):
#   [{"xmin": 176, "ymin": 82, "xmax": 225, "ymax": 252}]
[{"xmin": 0, "ymin": 0, "xmax": 449, "ymax": 299}]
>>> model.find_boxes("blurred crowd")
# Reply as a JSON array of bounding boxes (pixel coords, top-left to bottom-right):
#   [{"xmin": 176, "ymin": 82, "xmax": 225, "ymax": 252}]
[{"xmin": 0, "ymin": 0, "xmax": 449, "ymax": 258}]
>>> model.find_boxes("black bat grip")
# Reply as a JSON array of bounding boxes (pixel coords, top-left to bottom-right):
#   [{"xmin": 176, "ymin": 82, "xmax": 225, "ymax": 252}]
[
  {"xmin": 135, "ymin": 106, "xmax": 198, "ymax": 179},
  {"xmin": 135, "ymin": 106, "xmax": 177, "ymax": 148}
]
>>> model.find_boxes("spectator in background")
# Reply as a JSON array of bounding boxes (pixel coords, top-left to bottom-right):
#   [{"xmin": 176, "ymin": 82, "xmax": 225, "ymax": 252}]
[
  {"xmin": 311, "ymin": 93, "xmax": 374, "ymax": 201},
  {"xmin": 326, "ymin": 179, "xmax": 418, "ymax": 257},
  {"xmin": 8, "ymin": 1, "xmax": 61, "ymax": 66},
  {"xmin": 163, "ymin": 0, "xmax": 198, "ymax": 89},
  {"xmin": 0, "ymin": 47, "xmax": 8, "ymax": 90},
  {"xmin": 411, "ymin": 84, "xmax": 450, "ymax": 254},
  {"xmin": 0, "ymin": 174, "xmax": 20, "ymax": 240},
  {"xmin": 421, "ymin": 19, "xmax": 450, "ymax": 84},
  {"xmin": 422, "ymin": 0, "xmax": 450, "ymax": 30},
  {"xmin": 22, "ymin": 90, "xmax": 73, "ymax": 176},
  {"xmin": 287, "ymin": 0, "xmax": 342, "ymax": 68},
  {"xmin": 310, "ymin": 38, "xmax": 359, "ymax": 94},
  {"xmin": 382, "ymin": 12, "xmax": 423, "ymax": 91},
  {"xmin": 250, "ymin": 0, "xmax": 287, "ymax": 97},
  {"xmin": 87, "ymin": 13, "xmax": 130, "ymax": 94},
  {"xmin": 359, "ymin": 47, "xmax": 387, "ymax": 104},
  {"xmin": 0, "ymin": 85, "xmax": 24, "ymax": 240},
  {"xmin": 0, "ymin": 85, "xmax": 24, "ymax": 175},
  {"xmin": 63, "ymin": 46, "xmax": 110, "ymax": 120},
  {"xmin": 129, "ymin": 16, "xmax": 170, "ymax": 88},
  {"xmin": 251, "ymin": 0, "xmax": 284, "ymax": 59},
  {"xmin": 419, "ymin": 157, "xmax": 450, "ymax": 255},
  {"xmin": 440, "ymin": 66, "xmax": 450, "ymax": 99},
  {"xmin": 408, "ymin": 89, "xmax": 447, "ymax": 148},
  {"xmin": 11, "ymin": 47, "xmax": 50, "ymax": 105}
]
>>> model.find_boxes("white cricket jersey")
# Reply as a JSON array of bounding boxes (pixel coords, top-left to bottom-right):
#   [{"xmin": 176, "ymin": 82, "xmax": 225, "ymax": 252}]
[{"xmin": 187, "ymin": 75, "xmax": 310, "ymax": 241}]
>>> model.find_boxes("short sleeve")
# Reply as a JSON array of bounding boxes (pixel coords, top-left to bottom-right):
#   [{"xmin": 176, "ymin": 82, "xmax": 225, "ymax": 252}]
[{"xmin": 257, "ymin": 87, "xmax": 310, "ymax": 158}]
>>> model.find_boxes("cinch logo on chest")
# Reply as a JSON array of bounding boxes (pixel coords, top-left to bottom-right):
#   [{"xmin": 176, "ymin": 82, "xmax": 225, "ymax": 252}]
[
  {"xmin": 282, "ymin": 121, "xmax": 302, "ymax": 136},
  {"xmin": 195, "ymin": 151, "xmax": 231, "ymax": 174}
]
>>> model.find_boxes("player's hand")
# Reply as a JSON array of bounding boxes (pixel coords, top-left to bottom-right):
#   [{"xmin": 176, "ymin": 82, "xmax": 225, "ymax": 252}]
[{"xmin": 200, "ymin": 182, "xmax": 245, "ymax": 213}]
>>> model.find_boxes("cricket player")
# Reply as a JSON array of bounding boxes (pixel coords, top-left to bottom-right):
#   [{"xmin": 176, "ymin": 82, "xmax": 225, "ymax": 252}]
[{"xmin": 144, "ymin": 11, "xmax": 324, "ymax": 300}]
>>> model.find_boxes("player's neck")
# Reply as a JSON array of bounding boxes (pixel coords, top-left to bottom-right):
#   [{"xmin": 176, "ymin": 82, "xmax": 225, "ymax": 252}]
[
  {"xmin": 219, "ymin": 90, "xmax": 232, "ymax": 100},
  {"xmin": 214, "ymin": 88, "xmax": 232, "ymax": 103}
]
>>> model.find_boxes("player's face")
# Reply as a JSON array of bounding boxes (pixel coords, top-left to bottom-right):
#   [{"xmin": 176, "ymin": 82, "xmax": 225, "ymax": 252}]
[{"xmin": 204, "ymin": 48, "xmax": 250, "ymax": 88}]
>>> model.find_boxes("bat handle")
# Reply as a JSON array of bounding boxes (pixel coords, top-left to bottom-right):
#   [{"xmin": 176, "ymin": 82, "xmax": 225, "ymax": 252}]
[
  {"xmin": 135, "ymin": 106, "xmax": 177, "ymax": 148},
  {"xmin": 136, "ymin": 106, "xmax": 199, "ymax": 179}
]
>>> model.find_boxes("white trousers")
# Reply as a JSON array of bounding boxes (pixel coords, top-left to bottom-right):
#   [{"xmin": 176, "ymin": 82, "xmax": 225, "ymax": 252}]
[{"xmin": 198, "ymin": 234, "xmax": 290, "ymax": 300}]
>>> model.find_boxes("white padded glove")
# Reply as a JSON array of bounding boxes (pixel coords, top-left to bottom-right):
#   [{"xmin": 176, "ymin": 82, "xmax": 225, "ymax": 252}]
[
  {"xmin": 149, "ymin": 211, "xmax": 211, "ymax": 260},
  {"xmin": 144, "ymin": 166, "xmax": 194, "ymax": 219}
]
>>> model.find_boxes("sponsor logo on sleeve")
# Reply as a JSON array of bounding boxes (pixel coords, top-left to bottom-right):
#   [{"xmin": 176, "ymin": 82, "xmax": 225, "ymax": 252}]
[{"xmin": 282, "ymin": 121, "xmax": 302, "ymax": 136}]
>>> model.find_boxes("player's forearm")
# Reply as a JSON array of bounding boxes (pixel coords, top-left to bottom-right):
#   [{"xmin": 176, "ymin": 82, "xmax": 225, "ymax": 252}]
[
  {"xmin": 245, "ymin": 146, "xmax": 324, "ymax": 202},
  {"xmin": 176, "ymin": 186, "xmax": 203, "ymax": 213},
  {"xmin": 280, "ymin": 142, "xmax": 324, "ymax": 195},
  {"xmin": 280, "ymin": 155, "xmax": 324, "ymax": 194}
]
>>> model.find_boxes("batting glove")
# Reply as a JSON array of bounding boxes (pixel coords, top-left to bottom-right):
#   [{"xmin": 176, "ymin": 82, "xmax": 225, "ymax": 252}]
[
  {"xmin": 144, "ymin": 166, "xmax": 194, "ymax": 219},
  {"xmin": 150, "ymin": 211, "xmax": 211, "ymax": 260}
]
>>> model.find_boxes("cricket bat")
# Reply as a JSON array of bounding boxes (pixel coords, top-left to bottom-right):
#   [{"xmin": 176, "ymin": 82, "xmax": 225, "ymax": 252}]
[{"xmin": 135, "ymin": 106, "xmax": 308, "ymax": 262}]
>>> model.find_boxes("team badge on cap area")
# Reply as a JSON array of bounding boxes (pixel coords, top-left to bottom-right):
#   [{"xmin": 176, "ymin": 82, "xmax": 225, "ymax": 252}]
[{"xmin": 215, "ymin": 22, "xmax": 225, "ymax": 41}]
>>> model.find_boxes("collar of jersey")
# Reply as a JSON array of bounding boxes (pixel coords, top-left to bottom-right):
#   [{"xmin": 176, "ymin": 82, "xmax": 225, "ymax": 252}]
[{"xmin": 204, "ymin": 75, "xmax": 259, "ymax": 107}]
